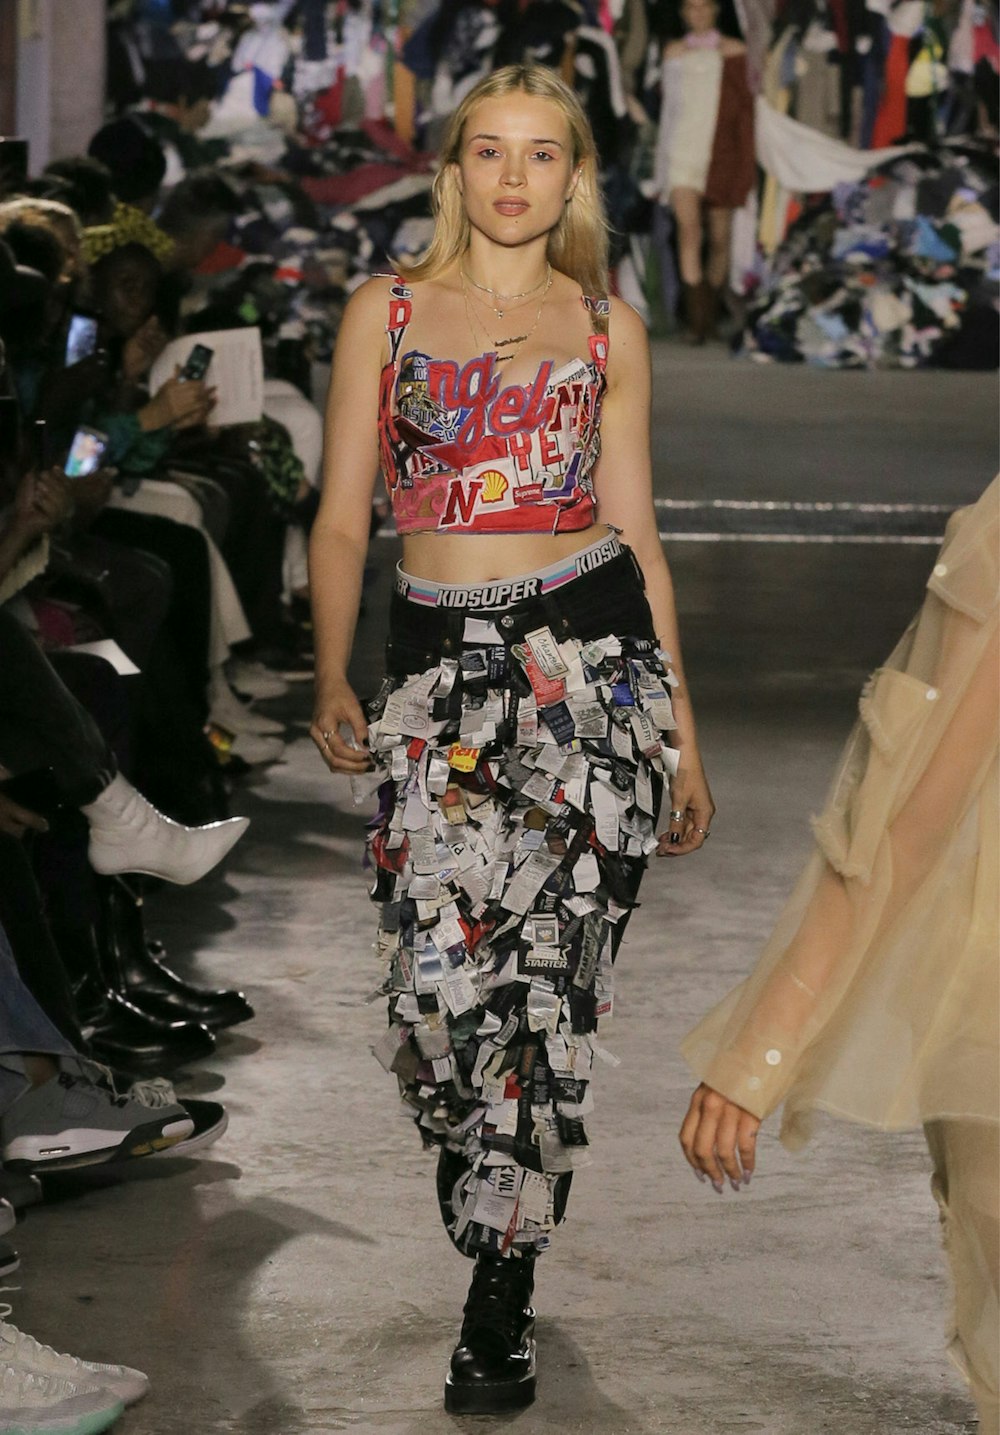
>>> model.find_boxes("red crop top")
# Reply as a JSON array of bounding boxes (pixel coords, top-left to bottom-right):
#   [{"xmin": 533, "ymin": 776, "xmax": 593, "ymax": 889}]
[{"xmin": 376, "ymin": 278, "xmax": 610, "ymax": 535}]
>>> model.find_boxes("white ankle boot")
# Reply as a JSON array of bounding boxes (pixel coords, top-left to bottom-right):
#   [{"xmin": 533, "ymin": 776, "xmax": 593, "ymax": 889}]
[{"xmin": 81, "ymin": 774, "xmax": 249, "ymax": 885}]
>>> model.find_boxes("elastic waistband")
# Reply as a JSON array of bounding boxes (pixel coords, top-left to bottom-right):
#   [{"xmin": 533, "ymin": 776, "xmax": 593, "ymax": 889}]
[{"xmin": 395, "ymin": 530, "xmax": 624, "ymax": 611}]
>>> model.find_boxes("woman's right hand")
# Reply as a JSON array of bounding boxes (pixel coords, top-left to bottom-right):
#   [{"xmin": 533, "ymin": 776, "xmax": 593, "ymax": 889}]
[
  {"xmin": 311, "ymin": 681, "xmax": 371, "ymax": 774},
  {"xmin": 140, "ymin": 366, "xmax": 217, "ymax": 432},
  {"xmin": 679, "ymin": 1083, "xmax": 761, "ymax": 1192}
]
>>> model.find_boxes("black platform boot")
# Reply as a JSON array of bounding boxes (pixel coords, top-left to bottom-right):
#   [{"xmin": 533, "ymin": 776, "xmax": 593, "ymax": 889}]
[{"xmin": 444, "ymin": 1254, "xmax": 537, "ymax": 1414}]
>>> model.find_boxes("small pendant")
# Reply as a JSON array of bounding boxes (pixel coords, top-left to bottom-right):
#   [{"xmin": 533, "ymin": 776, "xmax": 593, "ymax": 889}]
[
  {"xmin": 497, "ymin": 308, "xmax": 505, "ymax": 320},
  {"xmin": 495, "ymin": 334, "xmax": 527, "ymax": 348}
]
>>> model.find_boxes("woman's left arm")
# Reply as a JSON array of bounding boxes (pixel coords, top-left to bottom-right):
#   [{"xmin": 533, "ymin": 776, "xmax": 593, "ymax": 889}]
[{"xmin": 594, "ymin": 298, "xmax": 715, "ymax": 855}]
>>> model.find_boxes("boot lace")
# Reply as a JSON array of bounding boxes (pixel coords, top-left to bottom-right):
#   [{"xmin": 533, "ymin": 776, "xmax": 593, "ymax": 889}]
[
  {"xmin": 462, "ymin": 1260, "xmax": 533, "ymax": 1350},
  {"xmin": 126, "ymin": 1077, "xmax": 178, "ymax": 1109}
]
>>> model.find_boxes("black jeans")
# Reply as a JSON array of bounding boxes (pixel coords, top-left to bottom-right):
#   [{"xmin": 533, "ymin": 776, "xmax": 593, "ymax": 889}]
[
  {"xmin": 370, "ymin": 549, "xmax": 669, "ymax": 1258},
  {"xmin": 386, "ymin": 548, "xmax": 656, "ymax": 677}
]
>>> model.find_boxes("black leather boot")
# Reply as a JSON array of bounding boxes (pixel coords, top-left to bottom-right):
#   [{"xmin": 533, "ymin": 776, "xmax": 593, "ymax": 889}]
[
  {"xmin": 444, "ymin": 1255, "xmax": 537, "ymax": 1414},
  {"xmin": 51, "ymin": 924, "xmax": 216, "ymax": 1077},
  {"xmin": 84, "ymin": 982, "xmax": 216, "ymax": 1078},
  {"xmin": 100, "ymin": 878, "xmax": 254, "ymax": 1031}
]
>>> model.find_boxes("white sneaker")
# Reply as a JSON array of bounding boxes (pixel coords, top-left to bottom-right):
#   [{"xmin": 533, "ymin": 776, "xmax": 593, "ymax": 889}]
[
  {"xmin": 0, "ymin": 1317, "xmax": 147, "ymax": 1408},
  {"xmin": 208, "ymin": 673, "xmax": 285, "ymax": 736},
  {"xmin": 0, "ymin": 1364, "xmax": 124, "ymax": 1433},
  {"xmin": 225, "ymin": 658, "xmax": 288, "ymax": 701},
  {"xmin": 81, "ymin": 774, "xmax": 249, "ymax": 884}
]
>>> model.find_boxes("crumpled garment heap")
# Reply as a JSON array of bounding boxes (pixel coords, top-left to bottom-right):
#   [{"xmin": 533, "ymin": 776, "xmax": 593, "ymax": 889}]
[
  {"xmin": 174, "ymin": 123, "xmax": 433, "ymax": 365},
  {"xmin": 366, "ymin": 622, "xmax": 679, "ymax": 1257},
  {"xmin": 741, "ymin": 140, "xmax": 999, "ymax": 369}
]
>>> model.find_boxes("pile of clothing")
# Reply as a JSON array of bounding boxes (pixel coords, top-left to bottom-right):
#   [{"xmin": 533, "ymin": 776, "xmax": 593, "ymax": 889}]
[
  {"xmin": 740, "ymin": 140, "xmax": 999, "ymax": 368},
  {"xmin": 186, "ymin": 125, "xmax": 434, "ymax": 364},
  {"xmin": 756, "ymin": 0, "xmax": 999, "ymax": 150}
]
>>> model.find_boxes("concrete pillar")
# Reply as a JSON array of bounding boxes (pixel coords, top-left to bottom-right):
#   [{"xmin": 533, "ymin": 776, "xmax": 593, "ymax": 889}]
[{"xmin": 15, "ymin": 0, "xmax": 106, "ymax": 172}]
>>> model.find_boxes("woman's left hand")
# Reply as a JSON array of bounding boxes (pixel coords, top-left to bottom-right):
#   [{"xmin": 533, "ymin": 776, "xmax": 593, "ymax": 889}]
[
  {"xmin": 657, "ymin": 759, "xmax": 715, "ymax": 855},
  {"xmin": 123, "ymin": 316, "xmax": 168, "ymax": 384},
  {"xmin": 679, "ymin": 1083, "xmax": 762, "ymax": 1192}
]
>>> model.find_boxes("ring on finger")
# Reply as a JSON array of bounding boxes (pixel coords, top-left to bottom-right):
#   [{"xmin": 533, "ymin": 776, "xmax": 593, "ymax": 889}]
[
  {"xmin": 669, "ymin": 809, "xmax": 684, "ymax": 822},
  {"xmin": 695, "ymin": 827, "xmax": 711, "ymax": 838},
  {"xmin": 321, "ymin": 730, "xmax": 333, "ymax": 744}
]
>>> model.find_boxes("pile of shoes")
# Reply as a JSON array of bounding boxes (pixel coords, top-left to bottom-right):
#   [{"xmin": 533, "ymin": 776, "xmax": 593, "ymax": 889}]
[{"xmin": 740, "ymin": 140, "xmax": 999, "ymax": 369}]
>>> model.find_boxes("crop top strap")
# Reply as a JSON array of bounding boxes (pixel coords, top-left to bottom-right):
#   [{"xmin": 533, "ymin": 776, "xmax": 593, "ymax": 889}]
[
  {"xmin": 374, "ymin": 272, "xmax": 414, "ymax": 368},
  {"xmin": 582, "ymin": 293, "xmax": 611, "ymax": 375}
]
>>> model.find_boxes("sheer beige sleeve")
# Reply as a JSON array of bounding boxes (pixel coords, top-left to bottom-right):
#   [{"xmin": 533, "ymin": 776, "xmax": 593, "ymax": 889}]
[{"xmin": 681, "ymin": 479, "xmax": 999, "ymax": 1148}]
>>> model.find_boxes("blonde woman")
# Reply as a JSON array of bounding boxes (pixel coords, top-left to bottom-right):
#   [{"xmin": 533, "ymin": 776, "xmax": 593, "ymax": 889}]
[{"xmin": 310, "ymin": 64, "xmax": 714, "ymax": 1414}]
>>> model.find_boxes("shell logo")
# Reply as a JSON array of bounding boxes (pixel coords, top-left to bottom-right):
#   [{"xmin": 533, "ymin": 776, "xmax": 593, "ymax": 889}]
[{"xmin": 479, "ymin": 469, "xmax": 508, "ymax": 503}]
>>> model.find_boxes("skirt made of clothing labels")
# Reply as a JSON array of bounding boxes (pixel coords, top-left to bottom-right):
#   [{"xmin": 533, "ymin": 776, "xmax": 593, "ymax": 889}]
[{"xmin": 365, "ymin": 540, "xmax": 680, "ymax": 1258}]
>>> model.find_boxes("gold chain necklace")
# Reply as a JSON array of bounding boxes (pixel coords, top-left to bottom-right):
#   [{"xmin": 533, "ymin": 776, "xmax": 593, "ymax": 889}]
[
  {"xmin": 462, "ymin": 269, "xmax": 553, "ymax": 365},
  {"xmin": 461, "ymin": 263, "xmax": 551, "ymax": 320}
]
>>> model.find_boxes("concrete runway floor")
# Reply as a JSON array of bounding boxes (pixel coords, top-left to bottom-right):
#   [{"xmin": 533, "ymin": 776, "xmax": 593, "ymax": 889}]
[{"xmin": 10, "ymin": 345, "xmax": 995, "ymax": 1435}]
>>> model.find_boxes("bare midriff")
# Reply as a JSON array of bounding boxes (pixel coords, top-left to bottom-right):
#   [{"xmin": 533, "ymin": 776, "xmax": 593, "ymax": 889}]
[{"xmin": 401, "ymin": 522, "xmax": 609, "ymax": 585}]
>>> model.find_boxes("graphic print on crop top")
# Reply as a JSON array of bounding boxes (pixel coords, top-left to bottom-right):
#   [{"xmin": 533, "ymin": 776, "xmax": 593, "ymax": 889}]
[{"xmin": 376, "ymin": 278, "xmax": 610, "ymax": 535}]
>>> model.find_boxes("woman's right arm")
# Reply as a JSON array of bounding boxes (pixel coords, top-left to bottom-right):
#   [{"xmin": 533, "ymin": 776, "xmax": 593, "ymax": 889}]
[{"xmin": 309, "ymin": 278, "xmax": 390, "ymax": 773}]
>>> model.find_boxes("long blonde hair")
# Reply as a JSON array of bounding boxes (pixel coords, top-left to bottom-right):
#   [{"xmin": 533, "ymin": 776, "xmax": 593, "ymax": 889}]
[{"xmin": 398, "ymin": 65, "xmax": 609, "ymax": 306}]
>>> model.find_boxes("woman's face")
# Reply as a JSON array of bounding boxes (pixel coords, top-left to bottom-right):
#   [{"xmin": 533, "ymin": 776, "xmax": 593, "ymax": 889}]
[
  {"xmin": 95, "ymin": 250, "xmax": 159, "ymax": 339},
  {"xmin": 682, "ymin": 0, "xmax": 719, "ymax": 32},
  {"xmin": 454, "ymin": 93, "xmax": 579, "ymax": 256}
]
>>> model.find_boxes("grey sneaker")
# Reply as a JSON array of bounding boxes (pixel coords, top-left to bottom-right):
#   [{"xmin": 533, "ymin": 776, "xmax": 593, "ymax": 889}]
[
  {"xmin": 0, "ymin": 1316, "xmax": 147, "ymax": 1408},
  {"xmin": 0, "ymin": 1364, "xmax": 123, "ymax": 1433},
  {"xmin": 1, "ymin": 1073, "xmax": 193, "ymax": 1173}
]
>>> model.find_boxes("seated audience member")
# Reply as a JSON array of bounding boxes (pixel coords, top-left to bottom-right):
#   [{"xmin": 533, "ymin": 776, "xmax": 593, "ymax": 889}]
[
  {"xmin": 0, "ymin": 135, "xmax": 271, "ymax": 1435},
  {"xmin": 134, "ymin": 56, "xmax": 229, "ymax": 177},
  {"xmin": 39, "ymin": 155, "xmax": 117, "ymax": 227},
  {"xmin": 87, "ymin": 115, "xmax": 167, "ymax": 215}
]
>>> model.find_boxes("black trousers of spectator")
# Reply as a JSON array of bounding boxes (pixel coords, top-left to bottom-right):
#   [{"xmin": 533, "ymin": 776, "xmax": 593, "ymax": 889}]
[
  {"xmin": 0, "ymin": 609, "xmax": 114, "ymax": 807},
  {"xmin": 91, "ymin": 508, "xmax": 212, "ymax": 717},
  {"xmin": 67, "ymin": 531, "xmax": 173, "ymax": 674},
  {"xmin": 210, "ymin": 460, "xmax": 286, "ymax": 649}
]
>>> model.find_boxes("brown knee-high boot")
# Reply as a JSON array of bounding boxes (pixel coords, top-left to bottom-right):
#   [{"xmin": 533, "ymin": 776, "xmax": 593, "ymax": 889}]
[
  {"xmin": 704, "ymin": 284, "xmax": 722, "ymax": 340},
  {"xmin": 682, "ymin": 281, "xmax": 710, "ymax": 345}
]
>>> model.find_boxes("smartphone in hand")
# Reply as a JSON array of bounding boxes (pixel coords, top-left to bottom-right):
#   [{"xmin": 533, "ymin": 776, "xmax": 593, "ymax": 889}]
[
  {"xmin": 65, "ymin": 313, "xmax": 99, "ymax": 367},
  {"xmin": 63, "ymin": 425, "xmax": 109, "ymax": 478},
  {"xmin": 179, "ymin": 342, "xmax": 214, "ymax": 382}
]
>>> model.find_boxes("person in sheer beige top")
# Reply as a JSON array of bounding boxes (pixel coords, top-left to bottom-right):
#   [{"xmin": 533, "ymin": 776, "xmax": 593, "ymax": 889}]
[{"xmin": 679, "ymin": 477, "xmax": 999, "ymax": 1433}]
